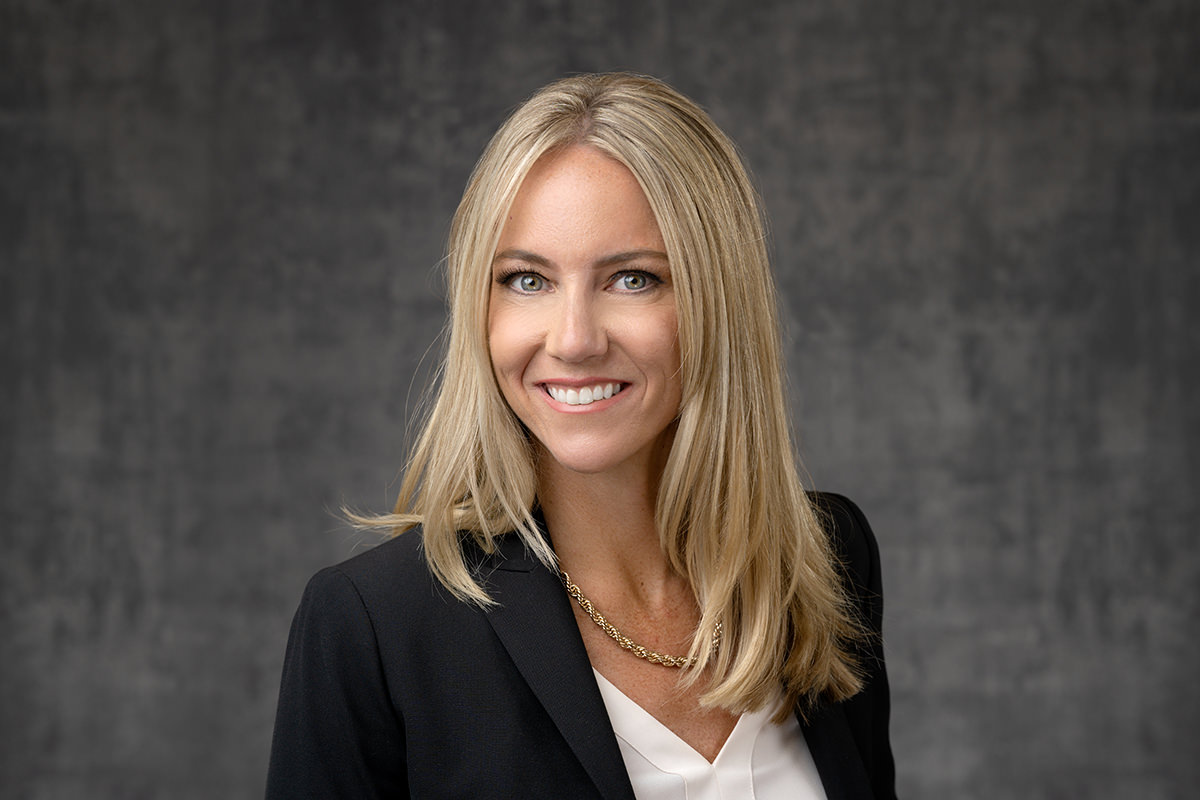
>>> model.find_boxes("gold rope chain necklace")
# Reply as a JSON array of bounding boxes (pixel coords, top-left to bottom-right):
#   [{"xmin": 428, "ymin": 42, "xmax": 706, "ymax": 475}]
[{"xmin": 559, "ymin": 570, "xmax": 722, "ymax": 669}]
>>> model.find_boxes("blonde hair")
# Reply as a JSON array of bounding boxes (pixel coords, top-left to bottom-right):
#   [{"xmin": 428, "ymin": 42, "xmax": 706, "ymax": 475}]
[{"xmin": 363, "ymin": 73, "xmax": 863, "ymax": 716}]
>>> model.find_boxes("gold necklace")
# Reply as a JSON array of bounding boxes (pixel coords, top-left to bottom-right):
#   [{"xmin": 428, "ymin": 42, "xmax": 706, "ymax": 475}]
[{"xmin": 559, "ymin": 570, "xmax": 722, "ymax": 669}]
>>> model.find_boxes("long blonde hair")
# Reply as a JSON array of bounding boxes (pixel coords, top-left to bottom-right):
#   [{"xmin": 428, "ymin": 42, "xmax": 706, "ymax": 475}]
[{"xmin": 363, "ymin": 73, "xmax": 863, "ymax": 716}]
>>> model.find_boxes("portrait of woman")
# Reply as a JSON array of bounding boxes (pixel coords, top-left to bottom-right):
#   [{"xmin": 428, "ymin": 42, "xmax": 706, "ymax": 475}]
[{"xmin": 266, "ymin": 72, "xmax": 896, "ymax": 799}]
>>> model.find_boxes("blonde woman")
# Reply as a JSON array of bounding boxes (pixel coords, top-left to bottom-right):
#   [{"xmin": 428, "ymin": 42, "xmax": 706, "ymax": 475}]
[{"xmin": 267, "ymin": 73, "xmax": 896, "ymax": 799}]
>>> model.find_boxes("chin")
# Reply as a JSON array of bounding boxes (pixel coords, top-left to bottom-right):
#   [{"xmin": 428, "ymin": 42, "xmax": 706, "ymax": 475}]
[
  {"xmin": 540, "ymin": 446, "xmax": 630, "ymax": 476},
  {"xmin": 534, "ymin": 432, "xmax": 674, "ymax": 480}
]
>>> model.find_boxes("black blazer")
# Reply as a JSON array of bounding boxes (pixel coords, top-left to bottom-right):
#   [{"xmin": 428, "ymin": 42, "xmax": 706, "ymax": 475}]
[{"xmin": 266, "ymin": 493, "xmax": 896, "ymax": 799}]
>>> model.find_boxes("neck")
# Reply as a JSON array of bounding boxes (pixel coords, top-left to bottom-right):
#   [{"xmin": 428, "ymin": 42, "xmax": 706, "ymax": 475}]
[{"xmin": 536, "ymin": 449, "xmax": 681, "ymax": 606}]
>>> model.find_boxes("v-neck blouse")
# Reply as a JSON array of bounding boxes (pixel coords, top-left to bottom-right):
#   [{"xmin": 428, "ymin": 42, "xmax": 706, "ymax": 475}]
[{"xmin": 592, "ymin": 670, "xmax": 828, "ymax": 800}]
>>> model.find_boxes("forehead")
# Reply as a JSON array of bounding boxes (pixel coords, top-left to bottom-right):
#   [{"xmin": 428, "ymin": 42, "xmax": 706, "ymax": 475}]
[{"xmin": 495, "ymin": 145, "xmax": 665, "ymax": 261}]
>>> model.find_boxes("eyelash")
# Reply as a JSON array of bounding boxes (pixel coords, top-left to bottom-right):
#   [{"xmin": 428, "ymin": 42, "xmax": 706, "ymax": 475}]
[
  {"xmin": 495, "ymin": 270, "xmax": 545, "ymax": 292},
  {"xmin": 613, "ymin": 270, "xmax": 661, "ymax": 291},
  {"xmin": 494, "ymin": 269, "xmax": 662, "ymax": 293}
]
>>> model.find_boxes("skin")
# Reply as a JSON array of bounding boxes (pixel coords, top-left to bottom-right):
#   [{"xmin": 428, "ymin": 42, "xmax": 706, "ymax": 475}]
[{"xmin": 488, "ymin": 145, "xmax": 737, "ymax": 762}]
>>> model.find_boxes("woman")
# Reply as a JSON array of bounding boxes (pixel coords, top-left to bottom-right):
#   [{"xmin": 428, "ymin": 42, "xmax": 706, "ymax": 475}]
[{"xmin": 267, "ymin": 73, "xmax": 895, "ymax": 799}]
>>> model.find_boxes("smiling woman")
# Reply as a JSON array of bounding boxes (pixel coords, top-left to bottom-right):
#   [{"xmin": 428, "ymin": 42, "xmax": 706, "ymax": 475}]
[{"xmin": 266, "ymin": 73, "xmax": 896, "ymax": 799}]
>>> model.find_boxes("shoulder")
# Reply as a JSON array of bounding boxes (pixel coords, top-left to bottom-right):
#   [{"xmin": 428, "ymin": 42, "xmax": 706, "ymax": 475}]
[
  {"xmin": 289, "ymin": 533, "xmax": 431, "ymax": 629},
  {"xmin": 282, "ymin": 533, "xmax": 442, "ymax": 673},
  {"xmin": 323, "ymin": 528, "xmax": 431, "ymax": 585},
  {"xmin": 809, "ymin": 491, "xmax": 885, "ymax": 636},
  {"xmin": 299, "ymin": 529, "xmax": 502, "ymax": 634},
  {"xmin": 294, "ymin": 529, "xmax": 556, "ymax": 669},
  {"xmin": 808, "ymin": 492, "xmax": 882, "ymax": 604}
]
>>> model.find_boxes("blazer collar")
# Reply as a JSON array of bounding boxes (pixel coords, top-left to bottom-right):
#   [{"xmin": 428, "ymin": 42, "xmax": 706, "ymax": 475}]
[{"xmin": 480, "ymin": 534, "xmax": 637, "ymax": 800}]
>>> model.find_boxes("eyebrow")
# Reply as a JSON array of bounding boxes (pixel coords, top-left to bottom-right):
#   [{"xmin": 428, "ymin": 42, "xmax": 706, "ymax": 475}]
[{"xmin": 492, "ymin": 248, "xmax": 669, "ymax": 269}]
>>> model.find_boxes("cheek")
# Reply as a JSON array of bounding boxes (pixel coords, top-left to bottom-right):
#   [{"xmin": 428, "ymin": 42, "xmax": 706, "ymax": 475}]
[
  {"xmin": 643, "ymin": 308, "xmax": 681, "ymax": 373},
  {"xmin": 487, "ymin": 307, "xmax": 531, "ymax": 382}
]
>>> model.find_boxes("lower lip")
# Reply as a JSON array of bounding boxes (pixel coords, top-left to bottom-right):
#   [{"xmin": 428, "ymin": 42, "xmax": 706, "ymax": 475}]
[{"xmin": 539, "ymin": 385, "xmax": 627, "ymax": 413}]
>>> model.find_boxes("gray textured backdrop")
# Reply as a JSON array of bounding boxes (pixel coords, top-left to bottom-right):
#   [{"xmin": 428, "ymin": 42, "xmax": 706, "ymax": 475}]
[{"xmin": 3, "ymin": 1, "xmax": 1198, "ymax": 798}]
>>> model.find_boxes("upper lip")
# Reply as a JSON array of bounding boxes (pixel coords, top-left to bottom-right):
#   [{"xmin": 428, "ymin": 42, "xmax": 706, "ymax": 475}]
[{"xmin": 537, "ymin": 378, "xmax": 626, "ymax": 388}]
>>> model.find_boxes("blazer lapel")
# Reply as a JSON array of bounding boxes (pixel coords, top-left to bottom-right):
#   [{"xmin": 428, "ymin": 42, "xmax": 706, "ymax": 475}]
[
  {"xmin": 482, "ymin": 537, "xmax": 636, "ymax": 800},
  {"xmin": 800, "ymin": 702, "xmax": 873, "ymax": 799}
]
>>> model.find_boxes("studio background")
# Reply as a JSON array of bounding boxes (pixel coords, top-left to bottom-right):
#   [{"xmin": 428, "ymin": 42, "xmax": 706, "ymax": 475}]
[{"xmin": 3, "ymin": 1, "xmax": 1197, "ymax": 798}]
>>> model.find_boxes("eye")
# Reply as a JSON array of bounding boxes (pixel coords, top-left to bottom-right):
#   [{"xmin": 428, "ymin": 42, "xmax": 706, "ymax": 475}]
[
  {"xmin": 615, "ymin": 271, "xmax": 656, "ymax": 292},
  {"xmin": 517, "ymin": 274, "xmax": 545, "ymax": 292},
  {"xmin": 500, "ymin": 272, "xmax": 546, "ymax": 292}
]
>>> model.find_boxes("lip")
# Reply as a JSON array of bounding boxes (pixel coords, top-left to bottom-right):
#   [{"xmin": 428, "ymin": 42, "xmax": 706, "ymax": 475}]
[
  {"xmin": 536, "ymin": 379, "xmax": 628, "ymax": 412},
  {"xmin": 539, "ymin": 377, "xmax": 625, "ymax": 388}
]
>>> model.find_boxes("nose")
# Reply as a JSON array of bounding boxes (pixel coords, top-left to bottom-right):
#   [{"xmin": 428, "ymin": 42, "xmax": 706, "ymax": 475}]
[{"xmin": 544, "ymin": 292, "xmax": 607, "ymax": 363}]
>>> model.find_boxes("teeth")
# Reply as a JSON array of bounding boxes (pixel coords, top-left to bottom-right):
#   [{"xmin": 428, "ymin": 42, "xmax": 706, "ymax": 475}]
[{"xmin": 548, "ymin": 383, "xmax": 622, "ymax": 406}]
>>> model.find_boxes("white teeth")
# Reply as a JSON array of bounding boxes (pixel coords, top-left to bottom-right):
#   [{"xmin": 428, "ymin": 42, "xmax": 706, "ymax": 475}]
[{"xmin": 548, "ymin": 382, "xmax": 622, "ymax": 406}]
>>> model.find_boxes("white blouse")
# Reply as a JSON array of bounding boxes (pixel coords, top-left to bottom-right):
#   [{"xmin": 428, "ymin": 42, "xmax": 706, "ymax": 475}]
[{"xmin": 592, "ymin": 670, "xmax": 828, "ymax": 800}]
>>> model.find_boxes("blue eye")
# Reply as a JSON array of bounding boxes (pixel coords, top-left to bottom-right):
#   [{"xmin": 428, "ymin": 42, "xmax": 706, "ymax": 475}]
[
  {"xmin": 506, "ymin": 273, "xmax": 544, "ymax": 292},
  {"xmin": 616, "ymin": 272, "xmax": 656, "ymax": 291}
]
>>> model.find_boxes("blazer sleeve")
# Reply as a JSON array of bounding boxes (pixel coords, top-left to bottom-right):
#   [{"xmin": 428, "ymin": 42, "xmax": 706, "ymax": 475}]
[
  {"xmin": 819, "ymin": 492, "xmax": 898, "ymax": 799},
  {"xmin": 266, "ymin": 567, "xmax": 409, "ymax": 799}
]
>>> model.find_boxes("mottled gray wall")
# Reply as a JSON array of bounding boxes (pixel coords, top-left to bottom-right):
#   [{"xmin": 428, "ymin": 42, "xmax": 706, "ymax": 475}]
[{"xmin": 3, "ymin": 1, "xmax": 1197, "ymax": 798}]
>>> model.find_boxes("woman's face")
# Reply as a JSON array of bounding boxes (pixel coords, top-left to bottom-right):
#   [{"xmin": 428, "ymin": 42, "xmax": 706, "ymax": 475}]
[{"xmin": 487, "ymin": 145, "xmax": 681, "ymax": 480}]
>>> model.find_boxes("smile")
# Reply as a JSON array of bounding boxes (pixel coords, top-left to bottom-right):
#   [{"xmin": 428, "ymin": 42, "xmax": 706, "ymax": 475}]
[{"xmin": 543, "ymin": 382, "xmax": 624, "ymax": 406}]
